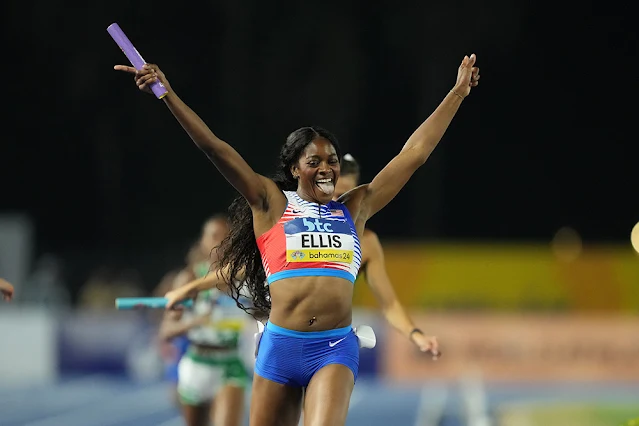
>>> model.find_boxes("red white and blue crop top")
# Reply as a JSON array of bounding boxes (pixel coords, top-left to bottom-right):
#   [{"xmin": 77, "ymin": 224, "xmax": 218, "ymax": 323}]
[{"xmin": 256, "ymin": 191, "xmax": 362, "ymax": 285}]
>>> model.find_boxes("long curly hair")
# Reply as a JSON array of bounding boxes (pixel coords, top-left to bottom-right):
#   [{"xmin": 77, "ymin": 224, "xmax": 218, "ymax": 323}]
[{"xmin": 218, "ymin": 126, "xmax": 341, "ymax": 319}]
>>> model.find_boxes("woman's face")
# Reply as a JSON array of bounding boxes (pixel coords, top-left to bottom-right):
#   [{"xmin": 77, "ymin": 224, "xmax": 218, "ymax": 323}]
[
  {"xmin": 199, "ymin": 218, "xmax": 229, "ymax": 257},
  {"xmin": 292, "ymin": 138, "xmax": 340, "ymax": 204}
]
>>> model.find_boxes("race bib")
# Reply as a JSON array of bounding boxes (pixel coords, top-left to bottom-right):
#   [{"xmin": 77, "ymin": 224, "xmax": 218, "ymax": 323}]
[{"xmin": 283, "ymin": 217, "xmax": 354, "ymax": 264}]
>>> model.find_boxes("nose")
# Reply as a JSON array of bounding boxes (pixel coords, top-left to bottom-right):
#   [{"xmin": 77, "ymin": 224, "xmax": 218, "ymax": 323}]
[{"xmin": 318, "ymin": 161, "xmax": 331, "ymax": 174}]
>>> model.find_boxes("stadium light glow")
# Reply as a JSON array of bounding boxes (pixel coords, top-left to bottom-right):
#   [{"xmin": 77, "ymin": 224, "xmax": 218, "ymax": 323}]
[{"xmin": 631, "ymin": 222, "xmax": 639, "ymax": 254}]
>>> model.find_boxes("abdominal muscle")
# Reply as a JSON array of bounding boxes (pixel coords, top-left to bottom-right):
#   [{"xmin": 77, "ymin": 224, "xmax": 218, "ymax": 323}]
[{"xmin": 267, "ymin": 275, "xmax": 354, "ymax": 332}]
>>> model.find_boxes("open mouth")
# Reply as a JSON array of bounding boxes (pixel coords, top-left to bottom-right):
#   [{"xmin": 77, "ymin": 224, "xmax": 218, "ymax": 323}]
[{"xmin": 315, "ymin": 178, "xmax": 335, "ymax": 195}]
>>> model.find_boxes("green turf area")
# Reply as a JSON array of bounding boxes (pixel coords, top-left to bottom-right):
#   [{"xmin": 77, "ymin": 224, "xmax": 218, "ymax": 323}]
[{"xmin": 498, "ymin": 403, "xmax": 639, "ymax": 426}]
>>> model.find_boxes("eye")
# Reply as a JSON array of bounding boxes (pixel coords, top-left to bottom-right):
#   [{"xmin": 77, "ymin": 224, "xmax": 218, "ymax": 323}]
[
  {"xmin": 329, "ymin": 158, "xmax": 339, "ymax": 165},
  {"xmin": 307, "ymin": 160, "xmax": 319, "ymax": 167}
]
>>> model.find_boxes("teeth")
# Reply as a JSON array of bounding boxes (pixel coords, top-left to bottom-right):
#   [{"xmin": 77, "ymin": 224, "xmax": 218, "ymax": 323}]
[{"xmin": 317, "ymin": 179, "xmax": 332, "ymax": 183}]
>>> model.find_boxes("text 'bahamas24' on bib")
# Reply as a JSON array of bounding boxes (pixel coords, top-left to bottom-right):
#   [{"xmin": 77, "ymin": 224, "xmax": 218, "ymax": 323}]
[{"xmin": 256, "ymin": 191, "xmax": 362, "ymax": 284}]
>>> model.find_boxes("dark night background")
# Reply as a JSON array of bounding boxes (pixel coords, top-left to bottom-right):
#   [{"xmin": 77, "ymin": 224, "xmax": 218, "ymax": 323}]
[{"xmin": 2, "ymin": 1, "xmax": 637, "ymax": 295}]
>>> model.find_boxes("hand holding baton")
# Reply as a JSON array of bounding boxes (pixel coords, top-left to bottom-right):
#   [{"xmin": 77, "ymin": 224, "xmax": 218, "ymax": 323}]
[{"xmin": 107, "ymin": 23, "xmax": 168, "ymax": 99}]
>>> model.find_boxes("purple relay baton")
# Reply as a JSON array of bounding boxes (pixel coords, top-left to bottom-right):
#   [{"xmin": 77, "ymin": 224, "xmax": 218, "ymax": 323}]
[{"xmin": 107, "ymin": 23, "xmax": 168, "ymax": 99}]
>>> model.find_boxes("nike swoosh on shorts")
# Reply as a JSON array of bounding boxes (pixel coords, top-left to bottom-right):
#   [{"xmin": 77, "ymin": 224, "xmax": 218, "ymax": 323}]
[{"xmin": 328, "ymin": 337, "xmax": 347, "ymax": 347}]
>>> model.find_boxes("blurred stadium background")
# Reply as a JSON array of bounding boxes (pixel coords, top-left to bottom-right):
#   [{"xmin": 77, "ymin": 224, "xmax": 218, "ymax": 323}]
[{"xmin": 1, "ymin": 1, "xmax": 638, "ymax": 425}]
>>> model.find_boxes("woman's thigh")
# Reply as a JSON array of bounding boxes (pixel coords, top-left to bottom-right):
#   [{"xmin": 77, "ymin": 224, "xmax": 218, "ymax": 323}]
[
  {"xmin": 249, "ymin": 374, "xmax": 303, "ymax": 426},
  {"xmin": 302, "ymin": 364, "xmax": 355, "ymax": 426}
]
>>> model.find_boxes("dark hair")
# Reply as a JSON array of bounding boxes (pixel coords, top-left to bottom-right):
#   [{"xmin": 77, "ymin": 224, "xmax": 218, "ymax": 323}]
[
  {"xmin": 340, "ymin": 153, "xmax": 360, "ymax": 183},
  {"xmin": 218, "ymin": 126, "xmax": 341, "ymax": 318}
]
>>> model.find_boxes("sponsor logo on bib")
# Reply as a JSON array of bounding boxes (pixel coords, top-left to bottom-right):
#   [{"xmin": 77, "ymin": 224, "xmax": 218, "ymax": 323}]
[{"xmin": 284, "ymin": 218, "xmax": 354, "ymax": 264}]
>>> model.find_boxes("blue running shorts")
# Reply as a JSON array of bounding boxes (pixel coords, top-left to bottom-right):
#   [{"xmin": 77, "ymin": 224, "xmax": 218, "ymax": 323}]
[{"xmin": 254, "ymin": 322, "xmax": 359, "ymax": 387}]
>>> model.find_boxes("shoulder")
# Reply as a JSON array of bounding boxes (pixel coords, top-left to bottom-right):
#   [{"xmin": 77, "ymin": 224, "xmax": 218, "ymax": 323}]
[
  {"xmin": 252, "ymin": 181, "xmax": 290, "ymax": 230},
  {"xmin": 336, "ymin": 184, "xmax": 371, "ymax": 221},
  {"xmin": 336, "ymin": 184, "xmax": 369, "ymax": 205}
]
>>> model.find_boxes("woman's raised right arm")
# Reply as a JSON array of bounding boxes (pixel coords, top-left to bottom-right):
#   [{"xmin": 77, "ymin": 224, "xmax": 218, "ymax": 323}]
[{"xmin": 115, "ymin": 63, "xmax": 273, "ymax": 208}]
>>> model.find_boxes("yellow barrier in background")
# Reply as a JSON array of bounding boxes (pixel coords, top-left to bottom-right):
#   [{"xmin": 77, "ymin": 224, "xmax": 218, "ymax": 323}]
[{"xmin": 353, "ymin": 243, "xmax": 639, "ymax": 312}]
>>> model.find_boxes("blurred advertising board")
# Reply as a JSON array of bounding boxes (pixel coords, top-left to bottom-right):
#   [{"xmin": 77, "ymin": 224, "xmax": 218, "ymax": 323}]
[
  {"xmin": 55, "ymin": 308, "xmax": 384, "ymax": 379},
  {"xmin": 0, "ymin": 307, "xmax": 58, "ymax": 385},
  {"xmin": 380, "ymin": 313, "xmax": 639, "ymax": 381},
  {"xmin": 56, "ymin": 310, "xmax": 155, "ymax": 378}
]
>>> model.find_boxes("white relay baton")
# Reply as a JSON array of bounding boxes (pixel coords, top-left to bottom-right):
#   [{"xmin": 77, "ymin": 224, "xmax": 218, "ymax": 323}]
[
  {"xmin": 254, "ymin": 321, "xmax": 265, "ymax": 358},
  {"xmin": 354, "ymin": 325, "xmax": 376, "ymax": 349}
]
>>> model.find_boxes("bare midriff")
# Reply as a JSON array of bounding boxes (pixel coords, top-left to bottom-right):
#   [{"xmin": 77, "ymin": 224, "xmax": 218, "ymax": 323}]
[{"xmin": 267, "ymin": 275, "xmax": 354, "ymax": 332}]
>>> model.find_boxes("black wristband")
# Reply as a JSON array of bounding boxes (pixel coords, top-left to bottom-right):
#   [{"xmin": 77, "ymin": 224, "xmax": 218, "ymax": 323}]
[{"xmin": 409, "ymin": 328, "xmax": 424, "ymax": 339}]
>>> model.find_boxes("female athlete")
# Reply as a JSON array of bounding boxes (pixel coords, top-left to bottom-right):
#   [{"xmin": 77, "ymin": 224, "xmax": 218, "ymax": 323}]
[
  {"xmin": 159, "ymin": 215, "xmax": 251, "ymax": 426},
  {"xmin": 166, "ymin": 154, "xmax": 440, "ymax": 357},
  {"xmin": 115, "ymin": 52, "xmax": 480, "ymax": 426}
]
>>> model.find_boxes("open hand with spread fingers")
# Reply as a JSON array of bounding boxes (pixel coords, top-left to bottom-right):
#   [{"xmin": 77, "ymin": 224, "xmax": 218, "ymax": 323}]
[{"xmin": 452, "ymin": 53, "xmax": 480, "ymax": 99}]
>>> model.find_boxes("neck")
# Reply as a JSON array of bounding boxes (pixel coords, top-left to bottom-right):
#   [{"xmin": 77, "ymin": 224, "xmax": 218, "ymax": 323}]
[{"xmin": 296, "ymin": 188, "xmax": 329, "ymax": 205}]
